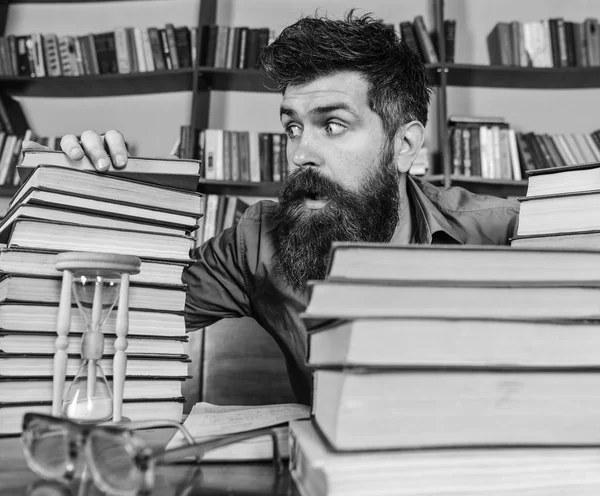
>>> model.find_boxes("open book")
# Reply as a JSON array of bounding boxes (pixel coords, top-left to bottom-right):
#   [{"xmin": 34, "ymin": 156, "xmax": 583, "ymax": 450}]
[{"xmin": 166, "ymin": 402, "xmax": 310, "ymax": 461}]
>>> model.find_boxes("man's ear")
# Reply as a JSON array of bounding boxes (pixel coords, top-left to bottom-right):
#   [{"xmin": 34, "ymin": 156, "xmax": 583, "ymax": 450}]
[{"xmin": 393, "ymin": 120, "xmax": 425, "ymax": 173}]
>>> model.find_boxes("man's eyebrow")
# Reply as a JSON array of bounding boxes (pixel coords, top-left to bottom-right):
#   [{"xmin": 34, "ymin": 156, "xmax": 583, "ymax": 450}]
[{"xmin": 280, "ymin": 103, "xmax": 361, "ymax": 120}]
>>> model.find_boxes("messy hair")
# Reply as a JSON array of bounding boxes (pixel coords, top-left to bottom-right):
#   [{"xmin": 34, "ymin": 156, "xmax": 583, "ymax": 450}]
[{"xmin": 258, "ymin": 10, "xmax": 432, "ymax": 140}]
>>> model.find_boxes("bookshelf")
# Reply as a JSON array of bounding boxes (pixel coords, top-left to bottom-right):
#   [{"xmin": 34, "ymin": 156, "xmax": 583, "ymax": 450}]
[{"xmin": 2, "ymin": 0, "xmax": 600, "ymax": 200}]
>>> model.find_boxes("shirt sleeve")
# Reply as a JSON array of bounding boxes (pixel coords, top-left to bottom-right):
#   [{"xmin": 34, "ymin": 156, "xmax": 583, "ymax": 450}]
[{"xmin": 182, "ymin": 222, "xmax": 251, "ymax": 332}]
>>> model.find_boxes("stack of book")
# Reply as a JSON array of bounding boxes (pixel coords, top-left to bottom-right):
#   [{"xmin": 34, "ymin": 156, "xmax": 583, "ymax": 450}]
[
  {"xmin": 290, "ymin": 242, "xmax": 600, "ymax": 495},
  {"xmin": 0, "ymin": 149, "xmax": 203, "ymax": 435},
  {"xmin": 512, "ymin": 161, "xmax": 600, "ymax": 248}
]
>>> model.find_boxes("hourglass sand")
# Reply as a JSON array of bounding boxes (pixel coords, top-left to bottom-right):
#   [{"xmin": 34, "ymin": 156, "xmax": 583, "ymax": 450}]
[{"xmin": 52, "ymin": 252, "xmax": 141, "ymax": 423}]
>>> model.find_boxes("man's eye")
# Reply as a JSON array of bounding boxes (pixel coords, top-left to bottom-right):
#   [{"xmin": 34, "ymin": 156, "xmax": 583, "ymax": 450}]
[
  {"xmin": 286, "ymin": 125, "xmax": 302, "ymax": 139},
  {"xmin": 325, "ymin": 122, "xmax": 345, "ymax": 135}
]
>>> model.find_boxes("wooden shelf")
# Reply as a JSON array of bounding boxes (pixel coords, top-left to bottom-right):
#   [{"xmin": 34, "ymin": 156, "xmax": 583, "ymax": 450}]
[
  {"xmin": 445, "ymin": 64, "xmax": 600, "ymax": 89},
  {"xmin": 0, "ymin": 185, "xmax": 19, "ymax": 198},
  {"xmin": 0, "ymin": 69, "xmax": 194, "ymax": 97},
  {"xmin": 197, "ymin": 180, "xmax": 281, "ymax": 197},
  {"xmin": 449, "ymin": 176, "xmax": 528, "ymax": 197}
]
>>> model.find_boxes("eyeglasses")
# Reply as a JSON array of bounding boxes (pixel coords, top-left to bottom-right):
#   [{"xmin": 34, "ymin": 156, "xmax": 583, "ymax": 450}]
[{"xmin": 21, "ymin": 412, "xmax": 283, "ymax": 496}]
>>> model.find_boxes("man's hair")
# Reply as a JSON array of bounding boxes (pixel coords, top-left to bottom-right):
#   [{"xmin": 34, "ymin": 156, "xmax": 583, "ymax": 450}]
[{"xmin": 258, "ymin": 10, "xmax": 432, "ymax": 139}]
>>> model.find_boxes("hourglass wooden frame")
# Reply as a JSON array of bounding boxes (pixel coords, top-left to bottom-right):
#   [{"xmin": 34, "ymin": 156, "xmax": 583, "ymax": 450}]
[{"xmin": 53, "ymin": 252, "xmax": 141, "ymax": 423}]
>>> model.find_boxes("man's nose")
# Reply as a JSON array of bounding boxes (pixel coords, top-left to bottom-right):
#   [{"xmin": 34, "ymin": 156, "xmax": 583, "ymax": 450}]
[{"xmin": 290, "ymin": 133, "xmax": 322, "ymax": 168}]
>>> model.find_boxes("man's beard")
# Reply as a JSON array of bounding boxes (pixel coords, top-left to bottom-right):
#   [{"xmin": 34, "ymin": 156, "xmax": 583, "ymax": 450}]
[{"xmin": 273, "ymin": 146, "xmax": 401, "ymax": 292}]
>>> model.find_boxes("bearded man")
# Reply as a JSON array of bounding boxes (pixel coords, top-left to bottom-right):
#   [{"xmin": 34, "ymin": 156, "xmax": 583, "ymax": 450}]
[{"xmin": 24, "ymin": 13, "xmax": 519, "ymax": 405}]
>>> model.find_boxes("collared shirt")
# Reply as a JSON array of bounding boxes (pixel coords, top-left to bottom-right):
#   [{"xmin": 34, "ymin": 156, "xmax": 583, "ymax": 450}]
[{"xmin": 183, "ymin": 176, "xmax": 520, "ymax": 405}]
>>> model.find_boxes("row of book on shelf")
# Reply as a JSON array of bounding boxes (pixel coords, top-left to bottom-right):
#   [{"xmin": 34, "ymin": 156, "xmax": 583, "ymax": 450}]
[
  {"xmin": 0, "ymin": 23, "xmax": 196, "ymax": 78},
  {"xmin": 487, "ymin": 17, "xmax": 600, "ymax": 67},
  {"xmin": 0, "ymin": 15, "xmax": 456, "ymax": 80},
  {"xmin": 448, "ymin": 115, "xmax": 600, "ymax": 179},
  {"xmin": 0, "ymin": 149, "xmax": 204, "ymax": 435},
  {"xmin": 289, "ymin": 159, "xmax": 600, "ymax": 494}
]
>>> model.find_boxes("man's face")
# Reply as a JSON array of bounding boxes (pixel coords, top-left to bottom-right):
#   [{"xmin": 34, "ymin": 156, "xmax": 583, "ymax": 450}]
[{"xmin": 274, "ymin": 71, "xmax": 401, "ymax": 291}]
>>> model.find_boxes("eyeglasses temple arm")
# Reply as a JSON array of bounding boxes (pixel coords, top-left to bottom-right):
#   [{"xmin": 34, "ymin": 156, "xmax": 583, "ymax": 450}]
[
  {"xmin": 111, "ymin": 419, "xmax": 196, "ymax": 446},
  {"xmin": 155, "ymin": 427, "xmax": 282, "ymax": 470}
]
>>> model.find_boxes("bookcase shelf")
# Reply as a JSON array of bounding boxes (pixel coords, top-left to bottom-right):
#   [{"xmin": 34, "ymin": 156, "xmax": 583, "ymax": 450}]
[
  {"xmin": 0, "ymin": 185, "xmax": 20, "ymax": 198},
  {"xmin": 197, "ymin": 179, "xmax": 282, "ymax": 197},
  {"xmin": 449, "ymin": 176, "xmax": 528, "ymax": 197},
  {"xmin": 444, "ymin": 64, "xmax": 600, "ymax": 89},
  {"xmin": 0, "ymin": 69, "xmax": 195, "ymax": 97}
]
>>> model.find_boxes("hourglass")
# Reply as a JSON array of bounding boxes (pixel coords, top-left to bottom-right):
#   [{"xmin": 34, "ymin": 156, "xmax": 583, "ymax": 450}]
[{"xmin": 52, "ymin": 252, "xmax": 141, "ymax": 423}]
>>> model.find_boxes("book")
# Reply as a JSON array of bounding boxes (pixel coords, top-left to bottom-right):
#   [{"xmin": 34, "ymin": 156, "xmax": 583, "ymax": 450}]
[
  {"xmin": 0, "ymin": 203, "xmax": 188, "ymax": 243},
  {"xmin": 324, "ymin": 242, "xmax": 600, "ymax": 284},
  {"xmin": 525, "ymin": 161, "xmax": 600, "ymax": 197},
  {"xmin": 0, "ymin": 331, "xmax": 186, "ymax": 356},
  {"xmin": 313, "ymin": 369, "xmax": 600, "ymax": 450},
  {"xmin": 10, "ymin": 165, "xmax": 203, "ymax": 217},
  {"xmin": 0, "ymin": 303, "xmax": 185, "ymax": 337},
  {"xmin": 3, "ymin": 219, "xmax": 193, "ymax": 262},
  {"xmin": 0, "ymin": 353, "xmax": 190, "ymax": 377},
  {"xmin": 303, "ymin": 280, "xmax": 600, "ymax": 321},
  {"xmin": 517, "ymin": 190, "xmax": 600, "ymax": 236},
  {"xmin": 307, "ymin": 317, "xmax": 600, "ymax": 368},
  {"xmin": 18, "ymin": 149, "xmax": 201, "ymax": 191},
  {"xmin": 289, "ymin": 420, "xmax": 600, "ymax": 496},
  {"xmin": 12, "ymin": 187, "xmax": 200, "ymax": 231},
  {"xmin": 0, "ymin": 398, "xmax": 185, "ymax": 436},
  {"xmin": 511, "ymin": 230, "xmax": 600, "ymax": 249},
  {"xmin": 0, "ymin": 274, "xmax": 185, "ymax": 312},
  {"xmin": 0, "ymin": 377, "xmax": 186, "ymax": 403},
  {"xmin": 166, "ymin": 402, "xmax": 310, "ymax": 461},
  {"xmin": 0, "ymin": 247, "xmax": 189, "ymax": 287}
]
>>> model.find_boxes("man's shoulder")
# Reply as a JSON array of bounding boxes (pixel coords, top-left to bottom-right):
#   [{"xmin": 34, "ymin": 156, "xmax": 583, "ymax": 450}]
[{"xmin": 414, "ymin": 176, "xmax": 519, "ymax": 213}]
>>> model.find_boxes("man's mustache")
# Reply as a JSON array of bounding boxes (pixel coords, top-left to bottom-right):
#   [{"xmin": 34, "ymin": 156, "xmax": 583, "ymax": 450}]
[{"xmin": 279, "ymin": 168, "xmax": 348, "ymax": 203}]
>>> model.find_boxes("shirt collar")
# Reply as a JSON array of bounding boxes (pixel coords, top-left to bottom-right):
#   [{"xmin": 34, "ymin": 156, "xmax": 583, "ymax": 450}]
[{"xmin": 405, "ymin": 175, "xmax": 464, "ymax": 245}]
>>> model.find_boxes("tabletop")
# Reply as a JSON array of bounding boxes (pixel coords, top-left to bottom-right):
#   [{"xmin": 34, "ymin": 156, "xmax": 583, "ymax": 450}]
[{"xmin": 0, "ymin": 429, "xmax": 296, "ymax": 496}]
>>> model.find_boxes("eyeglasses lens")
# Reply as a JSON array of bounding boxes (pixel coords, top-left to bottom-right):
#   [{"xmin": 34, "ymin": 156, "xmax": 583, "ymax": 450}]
[
  {"xmin": 22, "ymin": 418, "xmax": 72, "ymax": 481},
  {"xmin": 87, "ymin": 430, "xmax": 146, "ymax": 496}
]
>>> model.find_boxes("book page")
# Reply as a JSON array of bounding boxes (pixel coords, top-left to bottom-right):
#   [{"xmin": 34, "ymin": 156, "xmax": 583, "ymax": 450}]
[{"xmin": 166, "ymin": 402, "xmax": 310, "ymax": 451}]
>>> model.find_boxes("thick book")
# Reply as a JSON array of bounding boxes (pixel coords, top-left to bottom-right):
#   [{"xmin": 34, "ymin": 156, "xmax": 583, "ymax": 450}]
[
  {"xmin": 0, "ymin": 398, "xmax": 185, "ymax": 436},
  {"xmin": 167, "ymin": 402, "xmax": 310, "ymax": 461},
  {"xmin": 0, "ymin": 274, "xmax": 185, "ymax": 312},
  {"xmin": 18, "ymin": 149, "xmax": 201, "ymax": 192},
  {"xmin": 0, "ymin": 302, "xmax": 185, "ymax": 337},
  {"xmin": 0, "ymin": 203, "xmax": 189, "ymax": 243},
  {"xmin": 12, "ymin": 187, "xmax": 200, "ymax": 231},
  {"xmin": 303, "ymin": 280, "xmax": 600, "ymax": 321},
  {"xmin": 0, "ymin": 376, "xmax": 186, "ymax": 403},
  {"xmin": 511, "ymin": 230, "xmax": 600, "ymax": 249},
  {"xmin": 0, "ymin": 247, "xmax": 190, "ymax": 287},
  {"xmin": 325, "ymin": 242, "xmax": 600, "ymax": 285},
  {"xmin": 0, "ymin": 352, "xmax": 190, "ymax": 377},
  {"xmin": 313, "ymin": 369, "xmax": 600, "ymax": 450},
  {"xmin": 10, "ymin": 165, "xmax": 203, "ymax": 217},
  {"xmin": 517, "ymin": 190, "xmax": 600, "ymax": 236},
  {"xmin": 0, "ymin": 330, "xmax": 186, "ymax": 356},
  {"xmin": 307, "ymin": 317, "xmax": 600, "ymax": 368},
  {"xmin": 525, "ymin": 161, "xmax": 600, "ymax": 197},
  {"xmin": 4, "ymin": 219, "xmax": 193, "ymax": 262},
  {"xmin": 289, "ymin": 420, "xmax": 600, "ymax": 496}
]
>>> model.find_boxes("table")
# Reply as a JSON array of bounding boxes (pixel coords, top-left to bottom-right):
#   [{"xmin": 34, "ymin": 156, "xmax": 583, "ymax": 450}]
[{"xmin": 0, "ymin": 430, "xmax": 296, "ymax": 496}]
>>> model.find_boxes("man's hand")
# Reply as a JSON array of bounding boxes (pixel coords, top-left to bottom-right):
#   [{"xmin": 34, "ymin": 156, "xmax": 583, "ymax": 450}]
[{"xmin": 22, "ymin": 129, "xmax": 129, "ymax": 172}]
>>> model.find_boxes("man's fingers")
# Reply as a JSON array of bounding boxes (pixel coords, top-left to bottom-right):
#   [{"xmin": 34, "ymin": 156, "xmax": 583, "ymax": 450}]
[
  {"xmin": 60, "ymin": 134, "xmax": 85, "ymax": 160},
  {"xmin": 104, "ymin": 129, "xmax": 129, "ymax": 169},
  {"xmin": 79, "ymin": 130, "xmax": 110, "ymax": 171},
  {"xmin": 22, "ymin": 140, "xmax": 52, "ymax": 152}
]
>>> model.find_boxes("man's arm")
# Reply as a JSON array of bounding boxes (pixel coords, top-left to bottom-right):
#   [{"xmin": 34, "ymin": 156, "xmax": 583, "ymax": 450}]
[{"xmin": 183, "ymin": 222, "xmax": 251, "ymax": 331}]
